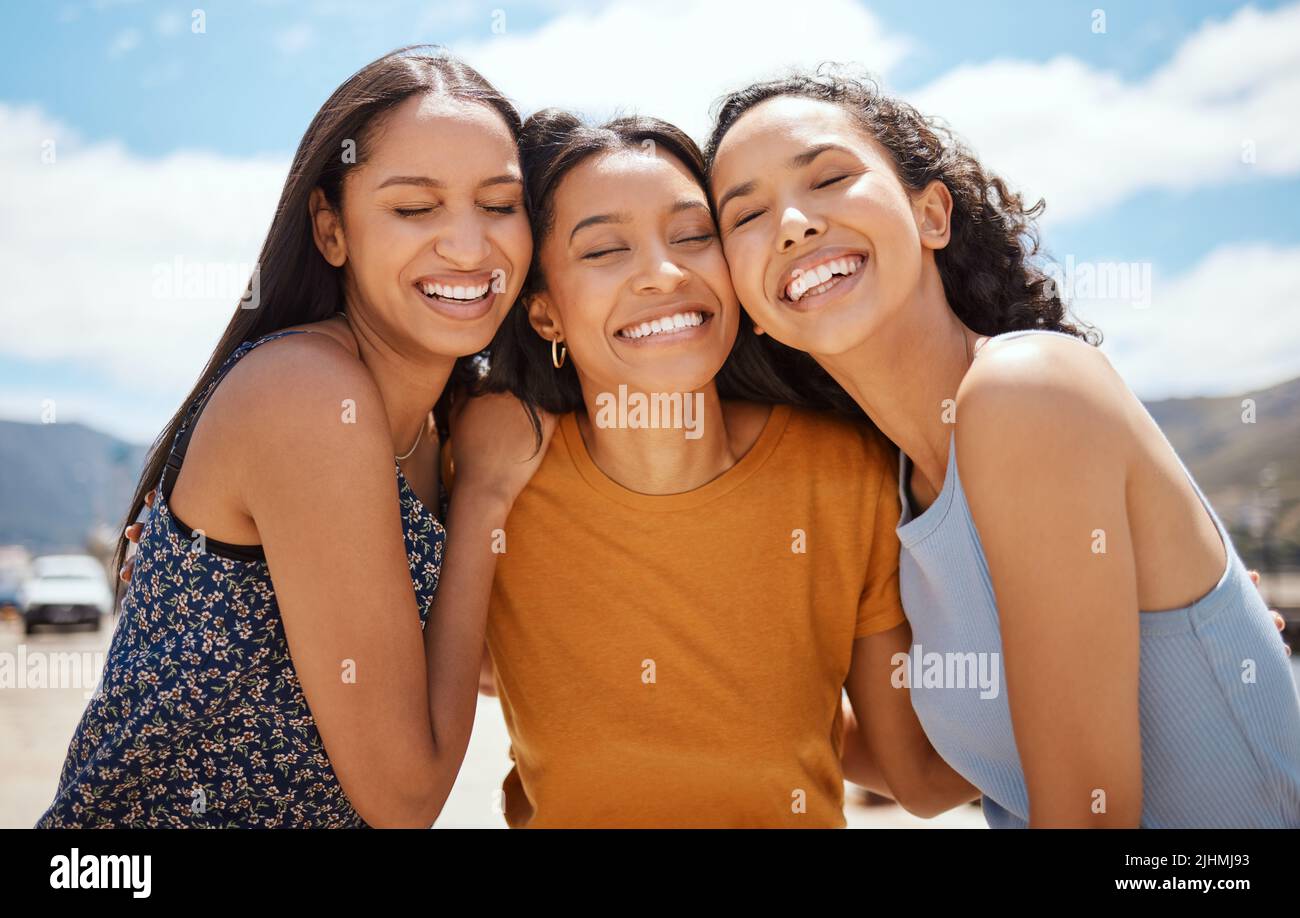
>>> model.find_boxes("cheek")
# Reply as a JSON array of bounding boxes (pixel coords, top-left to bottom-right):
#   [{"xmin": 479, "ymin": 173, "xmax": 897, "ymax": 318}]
[
  {"xmin": 553, "ymin": 274, "xmax": 611, "ymax": 343},
  {"xmin": 720, "ymin": 237, "xmax": 749, "ymax": 288},
  {"xmin": 846, "ymin": 181, "xmax": 915, "ymax": 242},
  {"xmin": 695, "ymin": 249, "xmax": 736, "ymax": 303},
  {"xmin": 724, "ymin": 236, "xmax": 774, "ymax": 313},
  {"xmin": 500, "ymin": 218, "xmax": 534, "ymax": 271}
]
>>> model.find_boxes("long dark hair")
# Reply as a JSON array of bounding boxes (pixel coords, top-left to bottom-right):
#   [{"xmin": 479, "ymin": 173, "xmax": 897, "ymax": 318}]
[
  {"xmin": 478, "ymin": 109, "xmax": 865, "ymax": 445},
  {"xmin": 704, "ymin": 66, "xmax": 1100, "ymax": 345},
  {"xmin": 115, "ymin": 45, "xmax": 522, "ymax": 589}
]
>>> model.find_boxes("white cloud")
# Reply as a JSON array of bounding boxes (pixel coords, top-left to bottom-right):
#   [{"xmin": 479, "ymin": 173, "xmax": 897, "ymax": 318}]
[
  {"xmin": 1081, "ymin": 243, "xmax": 1300, "ymax": 399},
  {"xmin": 450, "ymin": 0, "xmax": 911, "ymax": 143},
  {"xmin": 911, "ymin": 2, "xmax": 1300, "ymax": 224},
  {"xmin": 3, "ymin": 0, "xmax": 1300, "ymax": 443},
  {"xmin": 0, "ymin": 103, "xmax": 286, "ymax": 396}
]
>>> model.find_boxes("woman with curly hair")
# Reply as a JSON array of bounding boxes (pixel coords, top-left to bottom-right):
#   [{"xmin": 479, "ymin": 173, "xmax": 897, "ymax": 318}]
[{"xmin": 705, "ymin": 70, "xmax": 1300, "ymax": 828}]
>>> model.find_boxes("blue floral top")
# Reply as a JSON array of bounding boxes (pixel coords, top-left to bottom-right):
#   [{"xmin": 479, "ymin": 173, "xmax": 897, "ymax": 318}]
[{"xmin": 36, "ymin": 331, "xmax": 446, "ymax": 828}]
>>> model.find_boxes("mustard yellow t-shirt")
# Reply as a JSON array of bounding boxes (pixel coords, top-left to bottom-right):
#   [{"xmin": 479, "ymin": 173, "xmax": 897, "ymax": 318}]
[{"xmin": 485, "ymin": 402, "xmax": 904, "ymax": 827}]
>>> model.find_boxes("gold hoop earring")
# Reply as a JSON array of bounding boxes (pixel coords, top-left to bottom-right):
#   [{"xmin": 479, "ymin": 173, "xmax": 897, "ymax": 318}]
[{"xmin": 551, "ymin": 337, "xmax": 567, "ymax": 369}]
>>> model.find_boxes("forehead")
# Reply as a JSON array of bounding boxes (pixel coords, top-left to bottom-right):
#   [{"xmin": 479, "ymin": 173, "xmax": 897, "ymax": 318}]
[
  {"xmin": 553, "ymin": 149, "xmax": 705, "ymax": 218},
  {"xmin": 363, "ymin": 94, "xmax": 518, "ymax": 170},
  {"xmin": 712, "ymin": 96, "xmax": 870, "ymax": 178}
]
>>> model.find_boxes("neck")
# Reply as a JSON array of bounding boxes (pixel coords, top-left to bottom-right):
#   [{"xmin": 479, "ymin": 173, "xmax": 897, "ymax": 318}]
[
  {"xmin": 573, "ymin": 377, "xmax": 738, "ymax": 495},
  {"xmin": 341, "ymin": 308, "xmax": 454, "ymax": 454},
  {"xmin": 815, "ymin": 267, "xmax": 979, "ymax": 496}
]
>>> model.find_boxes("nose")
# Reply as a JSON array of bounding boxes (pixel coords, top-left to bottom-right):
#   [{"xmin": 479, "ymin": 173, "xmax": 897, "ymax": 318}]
[
  {"xmin": 777, "ymin": 205, "xmax": 824, "ymax": 251},
  {"xmin": 631, "ymin": 242, "xmax": 688, "ymax": 294},
  {"xmin": 433, "ymin": 211, "xmax": 492, "ymax": 268}
]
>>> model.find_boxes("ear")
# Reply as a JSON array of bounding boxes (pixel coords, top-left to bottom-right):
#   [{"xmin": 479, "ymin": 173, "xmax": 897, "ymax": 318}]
[
  {"xmin": 913, "ymin": 179, "xmax": 953, "ymax": 251},
  {"xmin": 526, "ymin": 293, "xmax": 563, "ymax": 342},
  {"xmin": 752, "ymin": 325, "xmax": 766, "ymax": 336},
  {"xmin": 310, "ymin": 186, "xmax": 348, "ymax": 267}
]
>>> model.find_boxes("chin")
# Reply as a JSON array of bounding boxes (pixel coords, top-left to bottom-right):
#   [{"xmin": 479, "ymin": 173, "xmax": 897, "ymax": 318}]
[
  {"xmin": 425, "ymin": 324, "xmax": 496, "ymax": 360},
  {"xmin": 630, "ymin": 365, "xmax": 717, "ymax": 396}
]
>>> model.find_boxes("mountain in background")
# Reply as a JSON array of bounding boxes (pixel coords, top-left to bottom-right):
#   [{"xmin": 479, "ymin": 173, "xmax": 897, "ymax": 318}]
[
  {"xmin": 1, "ymin": 375, "xmax": 1297, "ymax": 566},
  {"xmin": 1143, "ymin": 375, "xmax": 1300, "ymax": 569},
  {"xmin": 0, "ymin": 420, "xmax": 148, "ymax": 555}
]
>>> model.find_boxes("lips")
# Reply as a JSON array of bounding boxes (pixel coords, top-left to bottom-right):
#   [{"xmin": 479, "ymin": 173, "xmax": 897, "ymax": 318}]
[
  {"xmin": 613, "ymin": 304, "xmax": 716, "ymax": 343},
  {"xmin": 777, "ymin": 251, "xmax": 868, "ymax": 304},
  {"xmin": 413, "ymin": 273, "xmax": 497, "ymax": 306},
  {"xmin": 412, "ymin": 271, "xmax": 501, "ymax": 320}
]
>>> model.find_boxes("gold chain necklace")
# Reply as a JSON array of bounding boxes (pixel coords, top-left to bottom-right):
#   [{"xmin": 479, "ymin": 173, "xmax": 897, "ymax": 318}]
[{"xmin": 334, "ymin": 310, "xmax": 423, "ymax": 462}]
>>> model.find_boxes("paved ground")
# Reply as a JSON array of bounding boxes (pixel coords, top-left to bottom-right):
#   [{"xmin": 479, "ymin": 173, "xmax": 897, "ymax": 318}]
[{"xmin": 0, "ymin": 611, "xmax": 1000, "ymax": 829}]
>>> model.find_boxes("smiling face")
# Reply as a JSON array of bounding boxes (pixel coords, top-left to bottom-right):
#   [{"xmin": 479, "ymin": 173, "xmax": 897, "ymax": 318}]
[
  {"xmin": 530, "ymin": 147, "xmax": 739, "ymax": 396},
  {"xmin": 710, "ymin": 95, "xmax": 945, "ymax": 357},
  {"xmin": 314, "ymin": 93, "xmax": 532, "ymax": 358}
]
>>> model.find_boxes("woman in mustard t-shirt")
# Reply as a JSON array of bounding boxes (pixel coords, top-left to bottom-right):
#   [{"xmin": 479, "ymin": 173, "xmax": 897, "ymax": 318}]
[
  {"xmin": 453, "ymin": 110, "xmax": 979, "ymax": 827},
  {"xmin": 118, "ymin": 108, "xmax": 979, "ymax": 828}
]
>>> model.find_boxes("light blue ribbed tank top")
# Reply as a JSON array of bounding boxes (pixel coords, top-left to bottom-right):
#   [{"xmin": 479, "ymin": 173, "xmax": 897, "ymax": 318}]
[{"xmin": 897, "ymin": 328, "xmax": 1300, "ymax": 828}]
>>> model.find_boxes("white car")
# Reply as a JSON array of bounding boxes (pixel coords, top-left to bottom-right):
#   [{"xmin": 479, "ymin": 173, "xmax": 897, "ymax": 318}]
[{"xmin": 19, "ymin": 555, "xmax": 114, "ymax": 634}]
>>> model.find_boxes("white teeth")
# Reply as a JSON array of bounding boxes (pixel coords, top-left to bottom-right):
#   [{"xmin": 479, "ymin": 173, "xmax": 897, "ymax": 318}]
[
  {"xmin": 618, "ymin": 311, "xmax": 706, "ymax": 340},
  {"xmin": 422, "ymin": 280, "xmax": 492, "ymax": 301},
  {"xmin": 785, "ymin": 255, "xmax": 864, "ymax": 302}
]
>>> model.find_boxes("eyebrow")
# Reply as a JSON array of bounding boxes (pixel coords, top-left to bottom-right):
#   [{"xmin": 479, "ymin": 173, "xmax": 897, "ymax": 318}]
[
  {"xmin": 375, "ymin": 174, "xmax": 522, "ymax": 190},
  {"xmin": 568, "ymin": 199, "xmax": 709, "ymax": 243},
  {"xmin": 715, "ymin": 143, "xmax": 856, "ymax": 216}
]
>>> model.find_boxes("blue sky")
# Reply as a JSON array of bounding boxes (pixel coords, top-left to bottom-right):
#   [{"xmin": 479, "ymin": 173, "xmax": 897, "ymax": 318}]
[{"xmin": 2, "ymin": 0, "xmax": 1298, "ymax": 441}]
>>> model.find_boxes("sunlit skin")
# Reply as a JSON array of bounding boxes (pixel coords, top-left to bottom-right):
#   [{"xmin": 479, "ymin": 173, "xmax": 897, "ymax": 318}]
[
  {"xmin": 486, "ymin": 141, "xmax": 981, "ymax": 817},
  {"xmin": 308, "ymin": 93, "xmax": 533, "ymax": 481},
  {"xmin": 119, "ymin": 99, "xmax": 1289, "ymax": 828},
  {"xmin": 526, "ymin": 147, "xmax": 764, "ymax": 494},
  {"xmin": 155, "ymin": 90, "xmax": 545, "ymax": 827},
  {"xmin": 711, "ymin": 95, "xmax": 1289, "ymax": 826}
]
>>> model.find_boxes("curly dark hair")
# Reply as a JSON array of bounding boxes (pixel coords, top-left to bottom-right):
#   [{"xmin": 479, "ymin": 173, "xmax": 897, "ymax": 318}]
[{"xmin": 703, "ymin": 66, "xmax": 1100, "ymax": 345}]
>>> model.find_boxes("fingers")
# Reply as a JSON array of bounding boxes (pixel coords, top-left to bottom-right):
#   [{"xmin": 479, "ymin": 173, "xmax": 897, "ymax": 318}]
[
  {"xmin": 124, "ymin": 522, "xmax": 143, "ymax": 545},
  {"xmin": 1249, "ymin": 570, "xmax": 1289, "ymax": 653},
  {"xmin": 119, "ymin": 557, "xmax": 135, "ymax": 584},
  {"xmin": 144, "ymin": 489, "xmax": 156, "ymax": 508}
]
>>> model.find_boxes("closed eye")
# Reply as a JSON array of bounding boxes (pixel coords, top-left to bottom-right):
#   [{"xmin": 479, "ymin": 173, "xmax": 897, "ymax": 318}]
[
  {"xmin": 395, "ymin": 207, "xmax": 433, "ymax": 218},
  {"xmin": 675, "ymin": 233, "xmax": 715, "ymax": 244},
  {"xmin": 731, "ymin": 210, "xmax": 763, "ymax": 230},
  {"xmin": 581, "ymin": 248, "xmax": 627, "ymax": 260},
  {"xmin": 815, "ymin": 174, "xmax": 850, "ymax": 189}
]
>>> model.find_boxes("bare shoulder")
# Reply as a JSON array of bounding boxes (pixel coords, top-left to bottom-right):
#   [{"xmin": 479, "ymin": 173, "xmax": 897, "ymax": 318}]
[
  {"xmin": 199, "ymin": 329, "xmax": 391, "ymax": 462},
  {"xmin": 954, "ymin": 333, "xmax": 1137, "ymax": 489},
  {"xmin": 956, "ymin": 333, "xmax": 1132, "ymax": 446}
]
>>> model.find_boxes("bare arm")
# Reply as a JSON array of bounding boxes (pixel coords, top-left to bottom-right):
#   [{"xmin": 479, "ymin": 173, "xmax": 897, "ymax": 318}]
[
  {"xmin": 843, "ymin": 623, "xmax": 981, "ymax": 816},
  {"xmin": 479, "ymin": 643, "xmax": 497, "ymax": 697},
  {"xmin": 224, "ymin": 337, "xmax": 448, "ymax": 827},
  {"xmin": 431, "ymin": 394, "xmax": 555, "ymax": 735},
  {"xmin": 957, "ymin": 340, "xmax": 1143, "ymax": 827}
]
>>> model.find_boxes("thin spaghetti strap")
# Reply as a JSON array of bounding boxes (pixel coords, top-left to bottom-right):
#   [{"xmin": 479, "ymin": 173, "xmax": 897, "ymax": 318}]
[
  {"xmin": 159, "ymin": 330, "xmax": 308, "ymax": 500},
  {"xmin": 985, "ymin": 328, "xmax": 1084, "ymax": 345}
]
